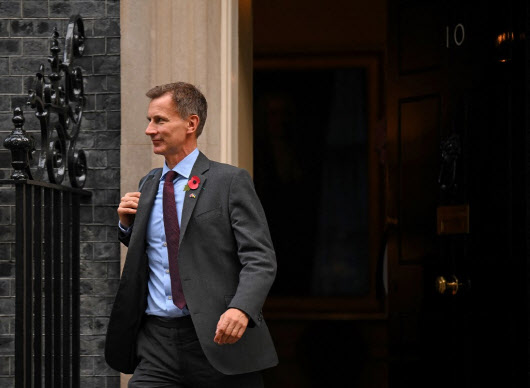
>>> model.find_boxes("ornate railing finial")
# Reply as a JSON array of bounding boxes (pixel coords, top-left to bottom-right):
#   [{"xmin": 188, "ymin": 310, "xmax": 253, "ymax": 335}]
[
  {"xmin": 7, "ymin": 15, "xmax": 88, "ymax": 188},
  {"xmin": 3, "ymin": 108, "xmax": 34, "ymax": 180}
]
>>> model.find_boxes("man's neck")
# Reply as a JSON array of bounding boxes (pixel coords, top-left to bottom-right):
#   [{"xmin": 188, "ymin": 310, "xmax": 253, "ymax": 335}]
[{"xmin": 165, "ymin": 144, "xmax": 197, "ymax": 170}]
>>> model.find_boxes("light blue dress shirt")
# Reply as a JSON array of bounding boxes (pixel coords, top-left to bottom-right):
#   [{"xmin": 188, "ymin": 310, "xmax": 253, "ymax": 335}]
[{"xmin": 120, "ymin": 148, "xmax": 199, "ymax": 317}]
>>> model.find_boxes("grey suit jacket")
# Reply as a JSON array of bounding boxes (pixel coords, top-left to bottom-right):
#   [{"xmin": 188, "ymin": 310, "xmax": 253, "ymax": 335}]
[{"xmin": 105, "ymin": 152, "xmax": 278, "ymax": 374}]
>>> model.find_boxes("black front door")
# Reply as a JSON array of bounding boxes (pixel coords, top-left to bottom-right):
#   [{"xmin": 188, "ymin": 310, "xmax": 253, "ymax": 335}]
[{"xmin": 387, "ymin": 1, "xmax": 527, "ymax": 386}]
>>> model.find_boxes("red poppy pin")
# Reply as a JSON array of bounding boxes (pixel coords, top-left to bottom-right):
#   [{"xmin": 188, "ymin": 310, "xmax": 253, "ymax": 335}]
[{"xmin": 184, "ymin": 176, "xmax": 200, "ymax": 192}]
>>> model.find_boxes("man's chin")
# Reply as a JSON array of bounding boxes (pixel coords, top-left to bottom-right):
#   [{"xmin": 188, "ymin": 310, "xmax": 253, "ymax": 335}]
[{"xmin": 151, "ymin": 147, "xmax": 164, "ymax": 155}]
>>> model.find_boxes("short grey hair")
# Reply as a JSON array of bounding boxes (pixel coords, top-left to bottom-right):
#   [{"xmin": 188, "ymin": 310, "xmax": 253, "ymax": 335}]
[{"xmin": 146, "ymin": 82, "xmax": 208, "ymax": 137}]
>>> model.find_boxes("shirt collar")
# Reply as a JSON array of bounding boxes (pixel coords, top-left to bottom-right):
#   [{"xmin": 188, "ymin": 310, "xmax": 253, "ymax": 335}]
[{"xmin": 161, "ymin": 148, "xmax": 200, "ymax": 181}]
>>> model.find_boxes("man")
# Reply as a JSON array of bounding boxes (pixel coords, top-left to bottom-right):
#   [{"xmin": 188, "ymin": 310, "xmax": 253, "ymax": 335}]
[{"xmin": 105, "ymin": 82, "xmax": 278, "ymax": 387}]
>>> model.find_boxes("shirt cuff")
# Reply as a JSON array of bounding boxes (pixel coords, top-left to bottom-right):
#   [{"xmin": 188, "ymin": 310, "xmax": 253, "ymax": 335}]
[{"xmin": 118, "ymin": 221, "xmax": 132, "ymax": 234}]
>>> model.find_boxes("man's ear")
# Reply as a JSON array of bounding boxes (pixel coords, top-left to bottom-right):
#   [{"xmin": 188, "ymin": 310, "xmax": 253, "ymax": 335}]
[{"xmin": 187, "ymin": 115, "xmax": 200, "ymax": 135}]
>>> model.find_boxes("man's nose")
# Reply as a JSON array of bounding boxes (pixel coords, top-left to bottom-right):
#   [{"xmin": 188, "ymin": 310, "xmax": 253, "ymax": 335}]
[{"xmin": 145, "ymin": 122, "xmax": 156, "ymax": 135}]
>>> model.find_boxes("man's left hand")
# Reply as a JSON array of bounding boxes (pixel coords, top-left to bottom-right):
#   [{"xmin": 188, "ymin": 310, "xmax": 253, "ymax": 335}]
[{"xmin": 214, "ymin": 308, "xmax": 249, "ymax": 345}]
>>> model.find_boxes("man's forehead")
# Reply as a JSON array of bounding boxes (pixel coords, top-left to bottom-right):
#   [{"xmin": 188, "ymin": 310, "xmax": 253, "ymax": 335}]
[
  {"xmin": 150, "ymin": 92, "xmax": 174, "ymax": 104},
  {"xmin": 149, "ymin": 94, "xmax": 177, "ymax": 110}
]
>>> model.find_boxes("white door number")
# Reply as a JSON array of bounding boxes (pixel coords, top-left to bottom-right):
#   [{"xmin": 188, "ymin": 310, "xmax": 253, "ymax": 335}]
[{"xmin": 446, "ymin": 24, "xmax": 465, "ymax": 48}]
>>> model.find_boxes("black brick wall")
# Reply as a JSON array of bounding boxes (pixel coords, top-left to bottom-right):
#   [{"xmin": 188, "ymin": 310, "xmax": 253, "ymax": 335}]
[{"xmin": 0, "ymin": 1, "xmax": 120, "ymax": 387}]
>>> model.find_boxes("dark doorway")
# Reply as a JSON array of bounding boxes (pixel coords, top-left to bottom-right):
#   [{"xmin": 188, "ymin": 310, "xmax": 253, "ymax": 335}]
[{"xmin": 254, "ymin": 67, "xmax": 370, "ymax": 298}]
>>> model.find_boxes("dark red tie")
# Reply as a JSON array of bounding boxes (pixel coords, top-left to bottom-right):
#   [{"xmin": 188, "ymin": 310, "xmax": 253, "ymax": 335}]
[{"xmin": 163, "ymin": 171, "xmax": 186, "ymax": 309}]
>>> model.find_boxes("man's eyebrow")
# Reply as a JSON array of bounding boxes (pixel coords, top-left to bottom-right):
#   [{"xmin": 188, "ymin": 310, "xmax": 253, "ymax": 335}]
[{"xmin": 147, "ymin": 114, "xmax": 168, "ymax": 121}]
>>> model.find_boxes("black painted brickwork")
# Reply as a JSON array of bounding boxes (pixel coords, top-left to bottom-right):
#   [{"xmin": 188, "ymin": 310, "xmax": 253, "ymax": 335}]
[{"xmin": 0, "ymin": 1, "xmax": 120, "ymax": 387}]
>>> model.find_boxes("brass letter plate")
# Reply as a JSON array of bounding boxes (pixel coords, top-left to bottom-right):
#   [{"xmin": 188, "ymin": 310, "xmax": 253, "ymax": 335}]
[{"xmin": 437, "ymin": 204, "xmax": 469, "ymax": 235}]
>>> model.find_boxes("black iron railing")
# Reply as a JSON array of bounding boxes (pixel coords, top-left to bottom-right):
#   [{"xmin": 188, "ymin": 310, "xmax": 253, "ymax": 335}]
[
  {"xmin": 0, "ymin": 179, "xmax": 90, "ymax": 388},
  {"xmin": 2, "ymin": 14, "xmax": 91, "ymax": 388}
]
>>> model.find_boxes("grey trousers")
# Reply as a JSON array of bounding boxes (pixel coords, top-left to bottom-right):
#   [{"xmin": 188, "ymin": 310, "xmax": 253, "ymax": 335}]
[{"xmin": 128, "ymin": 315, "xmax": 264, "ymax": 388}]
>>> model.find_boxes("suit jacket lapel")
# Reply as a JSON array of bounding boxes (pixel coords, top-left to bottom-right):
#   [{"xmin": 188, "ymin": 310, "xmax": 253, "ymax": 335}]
[{"xmin": 179, "ymin": 152, "xmax": 210, "ymax": 243}]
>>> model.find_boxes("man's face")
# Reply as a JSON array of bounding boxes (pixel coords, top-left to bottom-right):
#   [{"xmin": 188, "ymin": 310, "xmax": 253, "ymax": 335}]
[{"xmin": 145, "ymin": 93, "xmax": 191, "ymax": 157}]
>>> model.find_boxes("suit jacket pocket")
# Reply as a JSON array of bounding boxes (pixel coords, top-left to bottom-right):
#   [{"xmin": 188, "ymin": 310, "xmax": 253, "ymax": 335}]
[{"xmin": 195, "ymin": 207, "xmax": 222, "ymax": 223}]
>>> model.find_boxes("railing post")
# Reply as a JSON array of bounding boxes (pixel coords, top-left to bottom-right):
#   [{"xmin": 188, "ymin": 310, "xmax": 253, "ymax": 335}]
[
  {"xmin": 43, "ymin": 187, "xmax": 53, "ymax": 388},
  {"xmin": 71, "ymin": 194, "xmax": 81, "ymax": 388},
  {"xmin": 33, "ymin": 186, "xmax": 42, "ymax": 388},
  {"xmin": 14, "ymin": 182, "xmax": 29, "ymax": 388},
  {"xmin": 53, "ymin": 189, "xmax": 62, "ymax": 388}
]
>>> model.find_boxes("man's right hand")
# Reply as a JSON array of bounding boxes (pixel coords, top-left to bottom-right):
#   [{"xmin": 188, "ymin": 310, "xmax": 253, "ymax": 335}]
[{"xmin": 118, "ymin": 192, "xmax": 141, "ymax": 228}]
